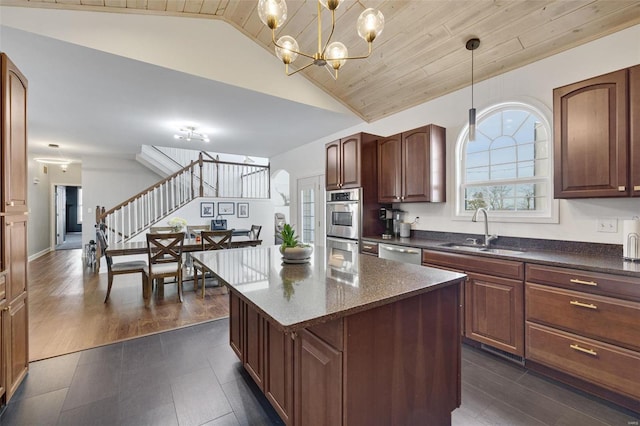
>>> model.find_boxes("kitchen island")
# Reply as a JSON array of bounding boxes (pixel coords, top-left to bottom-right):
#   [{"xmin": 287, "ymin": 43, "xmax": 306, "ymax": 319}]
[{"xmin": 191, "ymin": 245, "xmax": 466, "ymax": 426}]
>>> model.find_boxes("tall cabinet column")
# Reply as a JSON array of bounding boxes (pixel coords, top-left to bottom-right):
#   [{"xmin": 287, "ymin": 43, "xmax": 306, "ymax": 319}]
[{"xmin": 1, "ymin": 52, "xmax": 29, "ymax": 405}]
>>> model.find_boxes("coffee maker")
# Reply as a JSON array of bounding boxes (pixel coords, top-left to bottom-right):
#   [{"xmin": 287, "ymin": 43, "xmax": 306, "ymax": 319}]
[{"xmin": 379, "ymin": 207, "xmax": 404, "ymax": 239}]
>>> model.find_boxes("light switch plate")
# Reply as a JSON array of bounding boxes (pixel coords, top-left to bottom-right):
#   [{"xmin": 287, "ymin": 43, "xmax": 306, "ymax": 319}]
[{"xmin": 597, "ymin": 218, "xmax": 618, "ymax": 233}]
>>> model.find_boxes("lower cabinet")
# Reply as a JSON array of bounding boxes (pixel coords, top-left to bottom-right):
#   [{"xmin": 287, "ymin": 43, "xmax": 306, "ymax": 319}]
[
  {"xmin": 4, "ymin": 294, "xmax": 28, "ymax": 401},
  {"xmin": 423, "ymin": 249, "xmax": 525, "ymax": 356}
]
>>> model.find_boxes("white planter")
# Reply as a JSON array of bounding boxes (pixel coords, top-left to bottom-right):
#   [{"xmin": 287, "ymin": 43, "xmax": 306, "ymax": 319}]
[{"xmin": 280, "ymin": 245, "xmax": 313, "ymax": 263}]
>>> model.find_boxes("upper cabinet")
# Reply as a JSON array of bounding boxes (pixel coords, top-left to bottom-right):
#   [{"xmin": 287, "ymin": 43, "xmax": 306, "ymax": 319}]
[
  {"xmin": 377, "ymin": 125, "xmax": 446, "ymax": 203},
  {"xmin": 553, "ymin": 65, "xmax": 639, "ymax": 198},
  {"xmin": 325, "ymin": 134, "xmax": 361, "ymax": 190},
  {"xmin": 1, "ymin": 54, "xmax": 28, "ymax": 213}
]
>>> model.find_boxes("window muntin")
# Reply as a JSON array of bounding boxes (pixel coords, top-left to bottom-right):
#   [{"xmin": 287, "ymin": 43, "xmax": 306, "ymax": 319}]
[{"xmin": 456, "ymin": 102, "xmax": 555, "ymax": 222}]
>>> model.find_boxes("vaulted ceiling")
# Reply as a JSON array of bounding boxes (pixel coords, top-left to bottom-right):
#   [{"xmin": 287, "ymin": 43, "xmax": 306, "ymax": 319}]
[{"xmin": 4, "ymin": 0, "xmax": 639, "ymax": 122}]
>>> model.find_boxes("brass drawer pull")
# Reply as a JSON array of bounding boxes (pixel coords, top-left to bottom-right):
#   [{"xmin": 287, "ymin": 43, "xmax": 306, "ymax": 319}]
[
  {"xmin": 570, "ymin": 278, "xmax": 597, "ymax": 286},
  {"xmin": 569, "ymin": 300, "xmax": 598, "ymax": 310},
  {"xmin": 570, "ymin": 344, "xmax": 597, "ymax": 356}
]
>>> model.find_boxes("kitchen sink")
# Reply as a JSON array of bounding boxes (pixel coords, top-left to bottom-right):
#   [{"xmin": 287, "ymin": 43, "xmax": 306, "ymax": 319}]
[{"xmin": 438, "ymin": 242, "xmax": 524, "ymax": 256}]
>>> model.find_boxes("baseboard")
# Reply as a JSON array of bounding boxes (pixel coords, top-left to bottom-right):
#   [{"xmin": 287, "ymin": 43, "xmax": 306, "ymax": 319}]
[{"xmin": 28, "ymin": 247, "xmax": 51, "ymax": 262}]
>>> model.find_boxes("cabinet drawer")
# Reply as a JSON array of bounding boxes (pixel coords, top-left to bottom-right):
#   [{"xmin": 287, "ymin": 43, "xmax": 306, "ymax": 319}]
[
  {"xmin": 526, "ymin": 283, "xmax": 640, "ymax": 351},
  {"xmin": 526, "ymin": 323, "xmax": 640, "ymax": 401},
  {"xmin": 423, "ymin": 249, "xmax": 523, "ymax": 280},
  {"xmin": 361, "ymin": 242, "xmax": 378, "ymax": 256},
  {"xmin": 526, "ymin": 264, "xmax": 640, "ymax": 301}
]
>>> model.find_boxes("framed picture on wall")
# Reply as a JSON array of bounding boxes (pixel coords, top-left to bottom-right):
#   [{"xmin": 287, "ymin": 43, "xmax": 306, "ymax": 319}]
[
  {"xmin": 200, "ymin": 202, "xmax": 215, "ymax": 218},
  {"xmin": 218, "ymin": 202, "xmax": 235, "ymax": 215},
  {"xmin": 237, "ymin": 202, "xmax": 249, "ymax": 218}
]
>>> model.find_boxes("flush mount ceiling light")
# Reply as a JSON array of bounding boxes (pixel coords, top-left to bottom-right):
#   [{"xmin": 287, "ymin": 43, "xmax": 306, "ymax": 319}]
[
  {"xmin": 466, "ymin": 37, "xmax": 480, "ymax": 141},
  {"xmin": 257, "ymin": 0, "xmax": 384, "ymax": 79},
  {"xmin": 174, "ymin": 126, "xmax": 209, "ymax": 143}
]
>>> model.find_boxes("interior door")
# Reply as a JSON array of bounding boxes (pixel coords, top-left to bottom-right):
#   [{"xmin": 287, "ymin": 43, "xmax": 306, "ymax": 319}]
[
  {"xmin": 297, "ymin": 175, "xmax": 324, "ymax": 246},
  {"xmin": 55, "ymin": 185, "xmax": 66, "ymax": 246}
]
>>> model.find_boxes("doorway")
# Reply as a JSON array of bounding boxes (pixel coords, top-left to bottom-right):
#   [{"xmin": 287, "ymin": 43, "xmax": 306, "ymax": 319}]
[
  {"xmin": 55, "ymin": 185, "xmax": 82, "ymax": 250},
  {"xmin": 297, "ymin": 175, "xmax": 324, "ymax": 246}
]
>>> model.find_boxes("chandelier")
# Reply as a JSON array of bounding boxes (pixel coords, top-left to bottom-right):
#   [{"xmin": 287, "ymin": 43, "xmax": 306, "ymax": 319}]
[
  {"xmin": 257, "ymin": 0, "xmax": 385, "ymax": 79},
  {"xmin": 174, "ymin": 126, "xmax": 209, "ymax": 142}
]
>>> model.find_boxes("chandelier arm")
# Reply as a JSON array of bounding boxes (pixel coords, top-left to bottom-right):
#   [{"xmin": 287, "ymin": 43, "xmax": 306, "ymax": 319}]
[
  {"xmin": 285, "ymin": 61, "xmax": 315, "ymax": 76},
  {"xmin": 320, "ymin": 10, "xmax": 337, "ymax": 57},
  {"xmin": 334, "ymin": 42, "xmax": 373, "ymax": 61},
  {"xmin": 271, "ymin": 31, "xmax": 316, "ymax": 60}
]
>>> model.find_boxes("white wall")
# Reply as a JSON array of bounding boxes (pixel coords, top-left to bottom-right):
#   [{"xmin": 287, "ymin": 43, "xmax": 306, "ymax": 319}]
[
  {"xmin": 271, "ymin": 24, "xmax": 640, "ymax": 245},
  {"xmin": 82, "ymin": 156, "xmax": 162, "ymax": 245}
]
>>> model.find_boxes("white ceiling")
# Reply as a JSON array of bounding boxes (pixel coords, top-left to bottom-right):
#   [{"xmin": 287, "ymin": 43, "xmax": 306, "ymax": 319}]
[{"xmin": 0, "ymin": 7, "xmax": 363, "ymax": 162}]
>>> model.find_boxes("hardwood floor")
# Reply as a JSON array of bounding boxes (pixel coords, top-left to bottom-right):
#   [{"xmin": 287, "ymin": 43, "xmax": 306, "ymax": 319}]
[{"xmin": 28, "ymin": 249, "xmax": 229, "ymax": 361}]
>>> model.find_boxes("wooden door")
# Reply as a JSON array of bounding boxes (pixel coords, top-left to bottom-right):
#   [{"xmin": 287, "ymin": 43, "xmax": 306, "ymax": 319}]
[
  {"xmin": 339, "ymin": 135, "xmax": 361, "ymax": 189},
  {"xmin": 402, "ymin": 126, "xmax": 432, "ymax": 202},
  {"xmin": 325, "ymin": 140, "xmax": 340, "ymax": 190},
  {"xmin": 465, "ymin": 272, "xmax": 524, "ymax": 356},
  {"xmin": 553, "ymin": 69, "xmax": 628, "ymax": 198},
  {"xmin": 264, "ymin": 321, "xmax": 293, "ymax": 424},
  {"xmin": 377, "ymin": 135, "xmax": 402, "ymax": 202},
  {"xmin": 295, "ymin": 329, "xmax": 342, "ymax": 426},
  {"xmin": 5, "ymin": 294, "xmax": 28, "ymax": 401},
  {"xmin": 630, "ymin": 65, "xmax": 640, "ymax": 197},
  {"xmin": 244, "ymin": 303, "xmax": 264, "ymax": 389},
  {"xmin": 1, "ymin": 54, "xmax": 28, "ymax": 213}
]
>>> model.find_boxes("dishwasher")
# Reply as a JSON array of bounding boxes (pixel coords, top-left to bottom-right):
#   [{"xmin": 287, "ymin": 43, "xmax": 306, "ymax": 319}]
[{"xmin": 378, "ymin": 243, "xmax": 421, "ymax": 265}]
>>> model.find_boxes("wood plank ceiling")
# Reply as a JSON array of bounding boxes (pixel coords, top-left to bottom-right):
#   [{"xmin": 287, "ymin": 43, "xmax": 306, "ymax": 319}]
[{"xmin": 3, "ymin": 0, "xmax": 640, "ymax": 122}]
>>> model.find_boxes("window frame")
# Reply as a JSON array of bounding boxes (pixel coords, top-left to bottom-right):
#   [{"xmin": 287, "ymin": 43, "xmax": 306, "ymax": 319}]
[{"xmin": 454, "ymin": 100, "xmax": 558, "ymax": 223}]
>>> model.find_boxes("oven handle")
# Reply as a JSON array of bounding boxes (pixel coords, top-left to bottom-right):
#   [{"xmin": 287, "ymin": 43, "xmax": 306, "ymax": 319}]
[
  {"xmin": 381, "ymin": 245, "xmax": 420, "ymax": 255},
  {"xmin": 326, "ymin": 236, "xmax": 359, "ymax": 244}
]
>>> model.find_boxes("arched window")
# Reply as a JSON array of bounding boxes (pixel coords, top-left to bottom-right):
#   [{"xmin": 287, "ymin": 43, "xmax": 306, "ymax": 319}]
[{"xmin": 455, "ymin": 101, "xmax": 557, "ymax": 222}]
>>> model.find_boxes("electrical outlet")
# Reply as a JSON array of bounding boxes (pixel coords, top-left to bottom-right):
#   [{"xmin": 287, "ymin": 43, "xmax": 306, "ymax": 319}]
[
  {"xmin": 414, "ymin": 216, "xmax": 420, "ymax": 224},
  {"xmin": 597, "ymin": 218, "xmax": 618, "ymax": 233}
]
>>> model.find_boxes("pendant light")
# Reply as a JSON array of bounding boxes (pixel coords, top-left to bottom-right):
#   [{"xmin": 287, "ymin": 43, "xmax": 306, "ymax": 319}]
[{"xmin": 466, "ymin": 38, "xmax": 480, "ymax": 141}]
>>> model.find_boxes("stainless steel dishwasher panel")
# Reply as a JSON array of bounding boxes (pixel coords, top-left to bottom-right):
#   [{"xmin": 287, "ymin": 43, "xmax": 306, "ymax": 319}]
[{"xmin": 378, "ymin": 243, "xmax": 421, "ymax": 265}]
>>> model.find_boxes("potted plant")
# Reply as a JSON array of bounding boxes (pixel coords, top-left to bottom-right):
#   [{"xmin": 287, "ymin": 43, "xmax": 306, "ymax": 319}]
[{"xmin": 279, "ymin": 223, "xmax": 313, "ymax": 263}]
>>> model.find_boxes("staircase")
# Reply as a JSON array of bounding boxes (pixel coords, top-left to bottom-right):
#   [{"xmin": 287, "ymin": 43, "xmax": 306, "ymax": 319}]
[{"xmin": 96, "ymin": 152, "xmax": 270, "ymax": 244}]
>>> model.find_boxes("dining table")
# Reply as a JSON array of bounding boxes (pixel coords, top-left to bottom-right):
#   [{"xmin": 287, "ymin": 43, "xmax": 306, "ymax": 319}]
[{"xmin": 104, "ymin": 237, "xmax": 262, "ymax": 257}]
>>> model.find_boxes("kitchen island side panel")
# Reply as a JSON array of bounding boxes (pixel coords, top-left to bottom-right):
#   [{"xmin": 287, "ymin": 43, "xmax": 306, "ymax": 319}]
[{"xmin": 344, "ymin": 282, "xmax": 460, "ymax": 426}]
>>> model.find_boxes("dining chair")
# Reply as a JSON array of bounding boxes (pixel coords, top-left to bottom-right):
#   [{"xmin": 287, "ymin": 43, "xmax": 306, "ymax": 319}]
[
  {"xmin": 149, "ymin": 226, "xmax": 175, "ymax": 233},
  {"xmin": 193, "ymin": 230, "xmax": 233, "ymax": 298},
  {"xmin": 96, "ymin": 229, "xmax": 147, "ymax": 303},
  {"xmin": 250, "ymin": 224, "xmax": 262, "ymax": 240},
  {"xmin": 143, "ymin": 232, "xmax": 185, "ymax": 302}
]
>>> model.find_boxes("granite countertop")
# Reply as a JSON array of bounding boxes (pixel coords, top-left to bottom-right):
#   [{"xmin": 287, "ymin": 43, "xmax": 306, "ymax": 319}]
[
  {"xmin": 364, "ymin": 235, "xmax": 640, "ymax": 278},
  {"xmin": 190, "ymin": 245, "xmax": 465, "ymax": 332}
]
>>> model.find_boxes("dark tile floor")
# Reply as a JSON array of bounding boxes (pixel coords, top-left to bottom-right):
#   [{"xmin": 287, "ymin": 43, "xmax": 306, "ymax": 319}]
[{"xmin": 1, "ymin": 318, "xmax": 638, "ymax": 426}]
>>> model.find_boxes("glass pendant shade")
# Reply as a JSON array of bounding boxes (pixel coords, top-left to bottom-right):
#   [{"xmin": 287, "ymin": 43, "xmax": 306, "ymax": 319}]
[
  {"xmin": 326, "ymin": 42, "xmax": 348, "ymax": 70},
  {"xmin": 276, "ymin": 36, "xmax": 299, "ymax": 64},
  {"xmin": 357, "ymin": 8, "xmax": 385, "ymax": 43},
  {"xmin": 319, "ymin": 0, "xmax": 342, "ymax": 11},
  {"xmin": 258, "ymin": 0, "xmax": 288, "ymax": 29},
  {"xmin": 468, "ymin": 107, "xmax": 477, "ymax": 141}
]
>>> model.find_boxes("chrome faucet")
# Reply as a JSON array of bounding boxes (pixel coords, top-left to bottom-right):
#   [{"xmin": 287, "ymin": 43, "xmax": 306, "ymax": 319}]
[{"xmin": 472, "ymin": 207, "xmax": 498, "ymax": 247}]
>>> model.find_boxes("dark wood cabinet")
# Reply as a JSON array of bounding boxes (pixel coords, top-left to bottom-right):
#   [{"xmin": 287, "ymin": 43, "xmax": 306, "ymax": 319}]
[
  {"xmin": 325, "ymin": 135, "xmax": 361, "ymax": 190},
  {"xmin": 244, "ymin": 303, "xmax": 264, "ymax": 389},
  {"xmin": 0, "ymin": 53, "xmax": 29, "ymax": 405},
  {"xmin": 378, "ymin": 125, "xmax": 446, "ymax": 203},
  {"xmin": 525, "ymin": 264, "xmax": 640, "ymax": 412},
  {"xmin": 553, "ymin": 66, "xmax": 640, "ymax": 198},
  {"xmin": 423, "ymin": 249, "xmax": 524, "ymax": 356},
  {"xmin": 465, "ymin": 272, "xmax": 524, "ymax": 355},
  {"xmin": 229, "ymin": 291, "xmax": 243, "ymax": 359},
  {"xmin": 294, "ymin": 329, "xmax": 342, "ymax": 426},
  {"xmin": 265, "ymin": 321, "xmax": 293, "ymax": 425}
]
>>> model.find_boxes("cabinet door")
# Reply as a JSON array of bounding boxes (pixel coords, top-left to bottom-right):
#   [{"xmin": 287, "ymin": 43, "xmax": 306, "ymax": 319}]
[
  {"xmin": 229, "ymin": 291, "xmax": 243, "ymax": 359},
  {"xmin": 295, "ymin": 329, "xmax": 342, "ymax": 426},
  {"xmin": 0, "ymin": 298, "xmax": 5, "ymax": 403},
  {"xmin": 553, "ymin": 69, "xmax": 628, "ymax": 198},
  {"xmin": 5, "ymin": 217, "xmax": 27, "ymax": 304},
  {"xmin": 265, "ymin": 322, "xmax": 293, "ymax": 424},
  {"xmin": 244, "ymin": 303, "xmax": 264, "ymax": 389},
  {"xmin": 402, "ymin": 127, "xmax": 432, "ymax": 202},
  {"xmin": 339, "ymin": 135, "xmax": 361, "ymax": 189},
  {"xmin": 5, "ymin": 294, "xmax": 28, "ymax": 401},
  {"xmin": 465, "ymin": 272, "xmax": 524, "ymax": 356},
  {"xmin": 1, "ymin": 54, "xmax": 28, "ymax": 213},
  {"xmin": 630, "ymin": 65, "xmax": 640, "ymax": 196},
  {"xmin": 377, "ymin": 135, "xmax": 402, "ymax": 202},
  {"xmin": 325, "ymin": 140, "xmax": 341, "ymax": 190}
]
